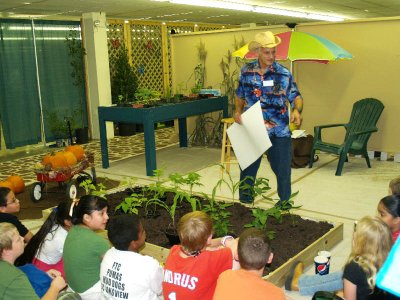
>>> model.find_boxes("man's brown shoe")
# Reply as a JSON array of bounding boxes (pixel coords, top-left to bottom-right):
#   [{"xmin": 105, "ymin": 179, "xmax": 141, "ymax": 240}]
[{"xmin": 285, "ymin": 261, "xmax": 304, "ymax": 291}]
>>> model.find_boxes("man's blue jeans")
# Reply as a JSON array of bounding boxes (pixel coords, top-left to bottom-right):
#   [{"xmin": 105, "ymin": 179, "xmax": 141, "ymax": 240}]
[{"xmin": 239, "ymin": 137, "xmax": 292, "ymax": 202}]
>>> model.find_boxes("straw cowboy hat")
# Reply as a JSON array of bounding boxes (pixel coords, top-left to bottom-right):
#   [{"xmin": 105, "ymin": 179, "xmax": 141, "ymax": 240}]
[{"xmin": 248, "ymin": 31, "xmax": 281, "ymax": 51}]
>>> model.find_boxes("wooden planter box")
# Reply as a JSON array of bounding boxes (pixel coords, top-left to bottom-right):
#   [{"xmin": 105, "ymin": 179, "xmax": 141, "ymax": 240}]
[
  {"xmin": 139, "ymin": 218, "xmax": 343, "ymax": 286},
  {"xmin": 42, "ymin": 207, "xmax": 343, "ymax": 287}
]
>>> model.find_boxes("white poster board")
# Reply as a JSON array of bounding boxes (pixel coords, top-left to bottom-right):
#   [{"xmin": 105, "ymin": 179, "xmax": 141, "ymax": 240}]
[{"xmin": 227, "ymin": 101, "xmax": 272, "ymax": 170}]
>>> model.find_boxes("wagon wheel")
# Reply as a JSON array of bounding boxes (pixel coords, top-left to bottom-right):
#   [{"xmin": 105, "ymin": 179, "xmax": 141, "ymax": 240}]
[
  {"xmin": 66, "ymin": 181, "xmax": 78, "ymax": 200},
  {"xmin": 30, "ymin": 182, "xmax": 45, "ymax": 203}
]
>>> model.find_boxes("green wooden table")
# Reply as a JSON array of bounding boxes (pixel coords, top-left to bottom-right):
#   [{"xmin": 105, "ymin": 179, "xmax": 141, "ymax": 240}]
[{"xmin": 98, "ymin": 96, "xmax": 229, "ymax": 175}]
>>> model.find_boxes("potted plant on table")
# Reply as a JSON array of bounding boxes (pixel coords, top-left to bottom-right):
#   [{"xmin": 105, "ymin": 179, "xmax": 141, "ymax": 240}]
[
  {"xmin": 134, "ymin": 88, "xmax": 162, "ymax": 107},
  {"xmin": 110, "ymin": 45, "xmax": 138, "ymax": 136}
]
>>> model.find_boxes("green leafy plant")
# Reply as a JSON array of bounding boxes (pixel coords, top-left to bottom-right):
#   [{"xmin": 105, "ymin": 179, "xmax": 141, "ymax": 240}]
[
  {"xmin": 134, "ymin": 88, "xmax": 162, "ymax": 105},
  {"xmin": 241, "ymin": 176, "xmax": 273, "ymax": 203},
  {"xmin": 244, "ymin": 207, "xmax": 277, "ymax": 240},
  {"xmin": 79, "ymin": 178, "xmax": 106, "ymax": 198},
  {"xmin": 277, "ymin": 191, "xmax": 301, "ymax": 226},
  {"xmin": 110, "ymin": 45, "xmax": 138, "ymax": 105},
  {"xmin": 220, "ymin": 37, "xmax": 246, "ymax": 116},
  {"xmin": 168, "ymin": 172, "xmax": 185, "ymax": 189},
  {"xmin": 142, "ymin": 169, "xmax": 168, "ymax": 216},
  {"xmin": 175, "ymin": 81, "xmax": 187, "ymax": 97},
  {"xmin": 65, "ymin": 28, "xmax": 87, "ymax": 129},
  {"xmin": 183, "ymin": 172, "xmax": 203, "ymax": 196},
  {"xmin": 201, "ymin": 185, "xmax": 232, "ymax": 237},
  {"xmin": 45, "ymin": 110, "xmax": 69, "ymax": 139},
  {"xmin": 168, "ymin": 171, "xmax": 202, "ymax": 211},
  {"xmin": 146, "ymin": 192, "xmax": 179, "ymax": 227},
  {"xmin": 214, "ymin": 164, "xmax": 244, "ymax": 202},
  {"xmin": 115, "ymin": 192, "xmax": 147, "ymax": 215}
]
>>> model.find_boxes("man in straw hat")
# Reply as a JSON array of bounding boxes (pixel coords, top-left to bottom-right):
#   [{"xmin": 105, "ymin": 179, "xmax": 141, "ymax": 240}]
[{"xmin": 234, "ymin": 31, "xmax": 303, "ymax": 205}]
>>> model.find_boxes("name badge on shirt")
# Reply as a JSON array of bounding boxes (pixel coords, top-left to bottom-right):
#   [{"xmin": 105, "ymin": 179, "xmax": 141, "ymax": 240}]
[{"xmin": 263, "ymin": 80, "xmax": 274, "ymax": 87}]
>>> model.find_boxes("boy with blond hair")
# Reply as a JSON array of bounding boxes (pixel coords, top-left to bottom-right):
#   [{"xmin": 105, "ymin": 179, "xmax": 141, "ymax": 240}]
[
  {"xmin": 162, "ymin": 211, "xmax": 238, "ymax": 300},
  {"xmin": 213, "ymin": 228, "xmax": 285, "ymax": 300},
  {"xmin": 0, "ymin": 223, "xmax": 66, "ymax": 299}
]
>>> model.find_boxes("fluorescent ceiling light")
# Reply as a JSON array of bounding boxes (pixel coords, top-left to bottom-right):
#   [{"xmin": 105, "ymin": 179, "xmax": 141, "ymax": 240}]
[
  {"xmin": 167, "ymin": 0, "xmax": 344, "ymax": 22},
  {"xmin": 8, "ymin": 26, "xmax": 81, "ymax": 31},
  {"xmin": 253, "ymin": 6, "xmax": 306, "ymax": 18},
  {"xmin": 170, "ymin": 0, "xmax": 253, "ymax": 12}
]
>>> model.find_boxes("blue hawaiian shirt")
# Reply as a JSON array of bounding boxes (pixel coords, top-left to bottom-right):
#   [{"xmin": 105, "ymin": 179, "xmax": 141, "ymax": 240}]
[{"xmin": 236, "ymin": 60, "xmax": 302, "ymax": 138}]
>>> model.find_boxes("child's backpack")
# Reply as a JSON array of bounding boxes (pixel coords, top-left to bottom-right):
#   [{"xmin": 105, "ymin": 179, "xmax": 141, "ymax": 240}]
[{"xmin": 291, "ymin": 134, "xmax": 318, "ymax": 168}]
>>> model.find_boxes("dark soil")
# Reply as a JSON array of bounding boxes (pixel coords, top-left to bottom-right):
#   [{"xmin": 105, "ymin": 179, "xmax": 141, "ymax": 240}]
[{"xmin": 106, "ymin": 188, "xmax": 333, "ymax": 274}]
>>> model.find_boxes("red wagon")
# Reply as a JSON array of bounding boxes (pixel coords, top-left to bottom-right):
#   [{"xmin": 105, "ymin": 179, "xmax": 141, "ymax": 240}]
[{"xmin": 31, "ymin": 153, "xmax": 96, "ymax": 202}]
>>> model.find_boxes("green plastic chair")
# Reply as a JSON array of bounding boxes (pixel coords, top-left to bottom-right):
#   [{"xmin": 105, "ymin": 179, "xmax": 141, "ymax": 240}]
[{"xmin": 309, "ymin": 98, "xmax": 384, "ymax": 176}]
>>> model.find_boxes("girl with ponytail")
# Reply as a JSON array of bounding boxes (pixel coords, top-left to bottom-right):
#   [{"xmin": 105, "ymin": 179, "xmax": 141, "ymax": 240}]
[{"xmin": 16, "ymin": 200, "xmax": 72, "ymax": 278}]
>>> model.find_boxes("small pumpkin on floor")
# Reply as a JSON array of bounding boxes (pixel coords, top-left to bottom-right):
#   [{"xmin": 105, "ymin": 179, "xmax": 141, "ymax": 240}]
[
  {"xmin": 0, "ymin": 175, "xmax": 25, "ymax": 194},
  {"xmin": 7, "ymin": 175, "xmax": 25, "ymax": 194}
]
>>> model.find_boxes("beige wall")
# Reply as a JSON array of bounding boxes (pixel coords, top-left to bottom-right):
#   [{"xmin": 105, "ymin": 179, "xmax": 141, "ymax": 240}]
[{"xmin": 171, "ymin": 18, "xmax": 400, "ymax": 153}]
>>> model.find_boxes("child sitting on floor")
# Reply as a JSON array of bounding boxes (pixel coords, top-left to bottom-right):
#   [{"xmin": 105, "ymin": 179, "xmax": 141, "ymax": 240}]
[
  {"xmin": 389, "ymin": 176, "xmax": 400, "ymax": 195},
  {"xmin": 0, "ymin": 187, "xmax": 33, "ymax": 242},
  {"xmin": 377, "ymin": 194, "xmax": 400, "ymax": 242},
  {"xmin": 162, "ymin": 211, "xmax": 238, "ymax": 300},
  {"xmin": 0, "ymin": 222, "xmax": 67, "ymax": 299},
  {"xmin": 16, "ymin": 200, "xmax": 72, "ymax": 278},
  {"xmin": 63, "ymin": 195, "xmax": 110, "ymax": 300},
  {"xmin": 286, "ymin": 216, "xmax": 396, "ymax": 300},
  {"xmin": 213, "ymin": 228, "xmax": 286, "ymax": 300},
  {"xmin": 100, "ymin": 214, "xmax": 163, "ymax": 300}
]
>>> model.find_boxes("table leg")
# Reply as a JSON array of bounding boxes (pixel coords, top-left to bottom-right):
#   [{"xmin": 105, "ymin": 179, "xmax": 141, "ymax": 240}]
[
  {"xmin": 222, "ymin": 97, "xmax": 229, "ymax": 118},
  {"xmin": 99, "ymin": 118, "xmax": 109, "ymax": 169},
  {"xmin": 178, "ymin": 117, "xmax": 188, "ymax": 147},
  {"xmin": 144, "ymin": 120, "xmax": 156, "ymax": 176}
]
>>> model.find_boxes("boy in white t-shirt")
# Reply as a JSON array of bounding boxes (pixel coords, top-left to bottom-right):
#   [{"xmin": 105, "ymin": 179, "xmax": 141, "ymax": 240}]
[{"xmin": 100, "ymin": 214, "xmax": 163, "ymax": 300}]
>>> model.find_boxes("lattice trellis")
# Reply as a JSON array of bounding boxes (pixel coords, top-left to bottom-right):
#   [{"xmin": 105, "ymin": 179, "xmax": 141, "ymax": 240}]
[
  {"xmin": 130, "ymin": 23, "xmax": 164, "ymax": 92},
  {"xmin": 106, "ymin": 21, "xmax": 235, "ymax": 95},
  {"xmin": 197, "ymin": 25, "xmax": 228, "ymax": 32},
  {"xmin": 107, "ymin": 22, "xmax": 125, "ymax": 79}
]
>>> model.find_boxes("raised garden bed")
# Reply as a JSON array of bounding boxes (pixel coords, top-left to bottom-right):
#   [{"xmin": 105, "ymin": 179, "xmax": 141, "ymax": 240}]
[
  {"xmin": 110, "ymin": 187, "xmax": 342, "ymax": 285},
  {"xmin": 41, "ymin": 186, "xmax": 343, "ymax": 286}
]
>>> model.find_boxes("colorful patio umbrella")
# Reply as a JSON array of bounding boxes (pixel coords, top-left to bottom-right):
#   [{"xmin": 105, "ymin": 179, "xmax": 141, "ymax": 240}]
[{"xmin": 232, "ymin": 31, "xmax": 353, "ymax": 64}]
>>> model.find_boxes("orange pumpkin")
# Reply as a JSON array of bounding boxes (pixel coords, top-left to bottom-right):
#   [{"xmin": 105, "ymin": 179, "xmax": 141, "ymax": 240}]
[
  {"xmin": 6, "ymin": 175, "xmax": 25, "ymax": 194},
  {"xmin": 42, "ymin": 154, "xmax": 53, "ymax": 166},
  {"xmin": 65, "ymin": 145, "xmax": 85, "ymax": 161},
  {"xmin": 63, "ymin": 151, "xmax": 78, "ymax": 166},
  {"xmin": 0, "ymin": 180, "xmax": 15, "ymax": 192},
  {"xmin": 51, "ymin": 152, "xmax": 68, "ymax": 169}
]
